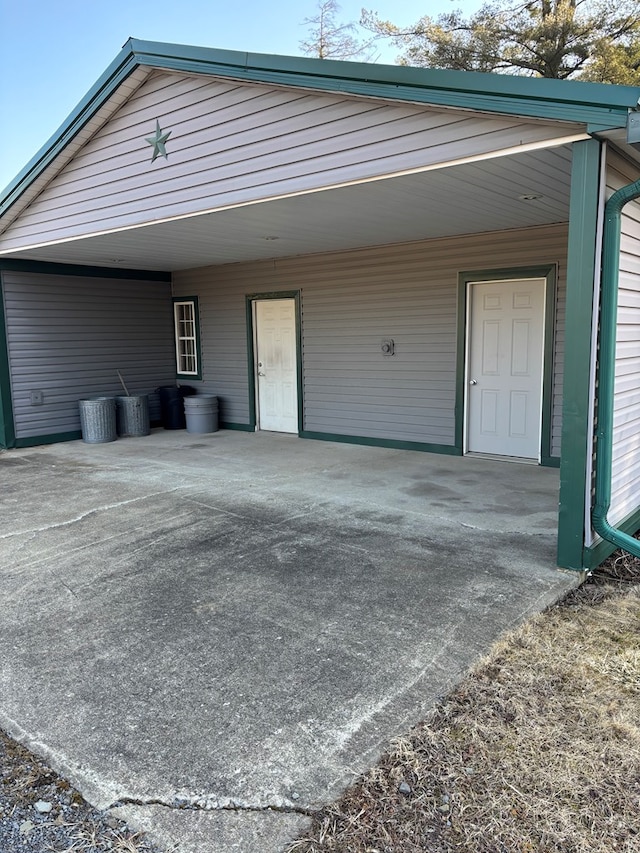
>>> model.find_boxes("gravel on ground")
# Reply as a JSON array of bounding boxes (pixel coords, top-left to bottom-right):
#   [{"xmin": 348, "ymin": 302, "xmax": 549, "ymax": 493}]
[{"xmin": 0, "ymin": 727, "xmax": 162, "ymax": 853}]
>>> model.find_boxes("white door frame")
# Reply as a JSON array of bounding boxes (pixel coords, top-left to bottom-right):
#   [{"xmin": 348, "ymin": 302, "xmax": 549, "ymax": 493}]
[
  {"xmin": 248, "ymin": 292, "xmax": 301, "ymax": 434},
  {"xmin": 460, "ymin": 267, "xmax": 556, "ymax": 464}
]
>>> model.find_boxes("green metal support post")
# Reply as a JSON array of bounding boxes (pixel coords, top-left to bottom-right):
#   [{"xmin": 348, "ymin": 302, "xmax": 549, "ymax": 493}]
[{"xmin": 557, "ymin": 139, "xmax": 602, "ymax": 570}]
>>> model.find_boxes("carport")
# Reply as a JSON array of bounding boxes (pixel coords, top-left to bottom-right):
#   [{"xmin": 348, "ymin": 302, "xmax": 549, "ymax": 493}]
[
  {"xmin": 1, "ymin": 40, "xmax": 640, "ymax": 574},
  {"xmin": 0, "ymin": 429, "xmax": 575, "ymax": 853}
]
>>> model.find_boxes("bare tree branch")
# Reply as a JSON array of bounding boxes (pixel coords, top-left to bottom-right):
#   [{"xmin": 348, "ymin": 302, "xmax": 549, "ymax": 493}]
[
  {"xmin": 360, "ymin": 0, "xmax": 640, "ymax": 80},
  {"xmin": 300, "ymin": 0, "xmax": 377, "ymax": 61}
]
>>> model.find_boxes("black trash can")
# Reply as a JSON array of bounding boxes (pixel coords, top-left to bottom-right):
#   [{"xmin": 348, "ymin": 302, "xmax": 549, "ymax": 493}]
[{"xmin": 157, "ymin": 385, "xmax": 195, "ymax": 430}]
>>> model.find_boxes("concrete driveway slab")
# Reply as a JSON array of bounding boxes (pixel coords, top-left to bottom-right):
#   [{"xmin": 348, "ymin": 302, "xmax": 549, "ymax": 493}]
[{"xmin": 0, "ymin": 431, "xmax": 578, "ymax": 852}]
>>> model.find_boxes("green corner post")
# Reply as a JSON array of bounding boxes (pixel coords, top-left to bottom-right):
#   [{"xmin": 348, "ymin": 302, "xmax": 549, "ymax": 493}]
[
  {"xmin": 0, "ymin": 272, "xmax": 16, "ymax": 448},
  {"xmin": 557, "ymin": 138, "xmax": 602, "ymax": 570}
]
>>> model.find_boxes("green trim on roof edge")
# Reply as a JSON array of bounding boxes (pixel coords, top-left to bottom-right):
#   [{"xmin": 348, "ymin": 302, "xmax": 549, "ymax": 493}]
[
  {"xmin": 127, "ymin": 39, "xmax": 637, "ymax": 129},
  {"xmin": 125, "ymin": 39, "xmax": 639, "ymax": 111},
  {"xmin": 1, "ymin": 37, "xmax": 639, "ymax": 220},
  {"xmin": 0, "ymin": 44, "xmax": 138, "ymax": 217}
]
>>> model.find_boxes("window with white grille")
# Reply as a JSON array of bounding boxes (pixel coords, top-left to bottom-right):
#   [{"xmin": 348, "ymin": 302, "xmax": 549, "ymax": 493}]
[{"xmin": 173, "ymin": 299, "xmax": 200, "ymax": 377}]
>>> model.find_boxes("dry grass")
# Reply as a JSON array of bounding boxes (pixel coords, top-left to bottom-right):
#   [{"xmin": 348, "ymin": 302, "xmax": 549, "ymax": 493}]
[
  {"xmin": 288, "ymin": 555, "xmax": 640, "ymax": 853},
  {"xmin": 43, "ymin": 825, "xmax": 156, "ymax": 853}
]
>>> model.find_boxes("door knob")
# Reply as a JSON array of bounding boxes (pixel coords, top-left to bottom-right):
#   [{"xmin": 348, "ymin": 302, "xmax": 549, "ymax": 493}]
[{"xmin": 469, "ymin": 379, "xmax": 478, "ymax": 385}]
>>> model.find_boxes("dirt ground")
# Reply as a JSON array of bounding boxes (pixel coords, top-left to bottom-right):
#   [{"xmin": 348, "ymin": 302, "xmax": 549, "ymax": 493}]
[{"xmin": 1, "ymin": 550, "xmax": 638, "ymax": 853}]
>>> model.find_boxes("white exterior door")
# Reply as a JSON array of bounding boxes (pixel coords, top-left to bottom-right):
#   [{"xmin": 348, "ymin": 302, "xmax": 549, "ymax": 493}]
[
  {"xmin": 466, "ymin": 279, "xmax": 545, "ymax": 460},
  {"xmin": 255, "ymin": 299, "xmax": 298, "ymax": 433}
]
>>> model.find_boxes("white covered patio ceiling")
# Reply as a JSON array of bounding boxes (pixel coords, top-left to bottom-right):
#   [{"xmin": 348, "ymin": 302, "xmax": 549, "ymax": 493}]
[{"xmin": 7, "ymin": 145, "xmax": 572, "ymax": 272}]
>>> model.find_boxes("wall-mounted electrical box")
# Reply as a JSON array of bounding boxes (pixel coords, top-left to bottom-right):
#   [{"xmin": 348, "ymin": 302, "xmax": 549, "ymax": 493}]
[
  {"xmin": 381, "ymin": 339, "xmax": 395, "ymax": 356},
  {"xmin": 30, "ymin": 390, "xmax": 44, "ymax": 405}
]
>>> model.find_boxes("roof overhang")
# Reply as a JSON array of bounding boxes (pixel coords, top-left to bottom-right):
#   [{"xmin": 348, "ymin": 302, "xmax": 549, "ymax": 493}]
[
  {"xmin": 1, "ymin": 40, "xmax": 638, "ymax": 272},
  {"xmin": 2, "ymin": 39, "xmax": 640, "ymax": 224}
]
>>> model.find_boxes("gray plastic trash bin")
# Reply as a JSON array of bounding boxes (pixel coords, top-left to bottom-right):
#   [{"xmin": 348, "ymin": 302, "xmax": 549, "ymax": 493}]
[
  {"xmin": 116, "ymin": 395, "xmax": 150, "ymax": 437},
  {"xmin": 79, "ymin": 397, "xmax": 117, "ymax": 443},
  {"xmin": 184, "ymin": 394, "xmax": 218, "ymax": 434}
]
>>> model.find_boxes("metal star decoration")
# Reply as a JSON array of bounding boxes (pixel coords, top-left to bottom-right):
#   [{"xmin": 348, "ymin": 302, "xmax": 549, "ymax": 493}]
[{"xmin": 145, "ymin": 120, "xmax": 171, "ymax": 163}]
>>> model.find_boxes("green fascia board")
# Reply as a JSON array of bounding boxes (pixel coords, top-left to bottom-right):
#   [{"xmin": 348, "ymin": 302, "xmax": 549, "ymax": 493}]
[
  {"xmin": 2, "ymin": 37, "xmax": 640, "ymax": 222},
  {"xmin": 127, "ymin": 38, "xmax": 640, "ymax": 114},
  {"xmin": 129, "ymin": 39, "xmax": 636, "ymax": 128},
  {"xmin": 0, "ymin": 45, "xmax": 138, "ymax": 217}
]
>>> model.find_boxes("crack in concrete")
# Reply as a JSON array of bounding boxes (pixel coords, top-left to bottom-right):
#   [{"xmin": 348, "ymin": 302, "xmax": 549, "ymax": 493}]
[
  {"xmin": 0, "ymin": 488, "xmax": 188, "ymax": 540},
  {"xmin": 108, "ymin": 795, "xmax": 315, "ymax": 817},
  {"xmin": 458, "ymin": 520, "xmax": 552, "ymax": 535}
]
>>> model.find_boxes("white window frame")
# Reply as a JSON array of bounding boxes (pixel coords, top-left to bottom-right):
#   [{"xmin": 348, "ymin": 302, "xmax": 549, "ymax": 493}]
[{"xmin": 173, "ymin": 298, "xmax": 201, "ymax": 378}]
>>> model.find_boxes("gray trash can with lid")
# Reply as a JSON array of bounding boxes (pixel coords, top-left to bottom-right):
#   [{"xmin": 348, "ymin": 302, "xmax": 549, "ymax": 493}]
[{"xmin": 184, "ymin": 395, "xmax": 219, "ymax": 434}]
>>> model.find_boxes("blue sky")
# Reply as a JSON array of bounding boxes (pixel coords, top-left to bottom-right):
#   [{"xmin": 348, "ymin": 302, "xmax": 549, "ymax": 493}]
[{"xmin": 0, "ymin": 0, "xmax": 479, "ymax": 192}]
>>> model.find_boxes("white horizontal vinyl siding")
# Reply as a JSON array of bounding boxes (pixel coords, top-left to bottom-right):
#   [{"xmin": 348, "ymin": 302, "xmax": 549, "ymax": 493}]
[
  {"xmin": 2, "ymin": 272, "xmax": 175, "ymax": 438},
  {"xmin": 606, "ymin": 153, "xmax": 640, "ymax": 528},
  {"xmin": 0, "ymin": 71, "xmax": 579, "ymax": 253},
  {"xmin": 173, "ymin": 224, "xmax": 567, "ymax": 450}
]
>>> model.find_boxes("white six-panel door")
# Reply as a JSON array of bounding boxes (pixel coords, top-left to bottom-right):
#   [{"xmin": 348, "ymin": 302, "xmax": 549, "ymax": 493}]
[
  {"xmin": 466, "ymin": 279, "xmax": 545, "ymax": 460},
  {"xmin": 255, "ymin": 299, "xmax": 298, "ymax": 433}
]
